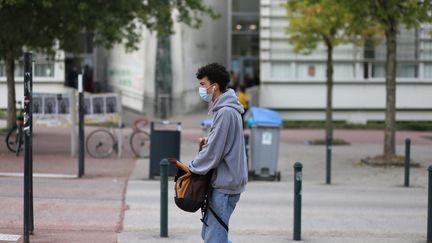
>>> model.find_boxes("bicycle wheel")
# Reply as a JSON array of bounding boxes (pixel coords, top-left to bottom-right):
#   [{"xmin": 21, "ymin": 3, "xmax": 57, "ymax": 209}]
[
  {"xmin": 15, "ymin": 127, "xmax": 23, "ymax": 156},
  {"xmin": 130, "ymin": 131, "xmax": 150, "ymax": 158},
  {"xmin": 86, "ymin": 129, "xmax": 116, "ymax": 158},
  {"xmin": 6, "ymin": 126, "xmax": 23, "ymax": 153},
  {"xmin": 133, "ymin": 118, "xmax": 149, "ymax": 132}
]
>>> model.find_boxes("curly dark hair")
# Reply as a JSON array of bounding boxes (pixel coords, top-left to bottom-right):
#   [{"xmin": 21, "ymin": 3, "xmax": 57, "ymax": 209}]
[{"xmin": 196, "ymin": 63, "xmax": 230, "ymax": 92}]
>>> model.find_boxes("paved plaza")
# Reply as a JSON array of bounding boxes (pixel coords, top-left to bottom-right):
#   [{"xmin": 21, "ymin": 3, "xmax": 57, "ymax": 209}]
[{"xmin": 0, "ymin": 111, "xmax": 431, "ymax": 242}]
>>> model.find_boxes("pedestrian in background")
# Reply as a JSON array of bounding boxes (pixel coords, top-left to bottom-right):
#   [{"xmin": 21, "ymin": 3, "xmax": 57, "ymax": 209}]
[{"xmin": 237, "ymin": 85, "xmax": 249, "ymax": 127}]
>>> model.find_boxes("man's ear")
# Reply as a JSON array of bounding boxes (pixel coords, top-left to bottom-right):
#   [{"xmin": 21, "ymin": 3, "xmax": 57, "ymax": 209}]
[{"xmin": 214, "ymin": 83, "xmax": 219, "ymax": 92}]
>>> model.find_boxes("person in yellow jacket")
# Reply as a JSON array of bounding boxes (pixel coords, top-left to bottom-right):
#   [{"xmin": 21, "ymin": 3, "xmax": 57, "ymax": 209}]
[{"xmin": 237, "ymin": 86, "xmax": 249, "ymax": 127}]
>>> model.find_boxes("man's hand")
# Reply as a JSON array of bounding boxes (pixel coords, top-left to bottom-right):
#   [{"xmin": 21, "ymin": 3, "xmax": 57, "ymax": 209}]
[
  {"xmin": 199, "ymin": 137, "xmax": 208, "ymax": 145},
  {"xmin": 198, "ymin": 137, "xmax": 208, "ymax": 151}
]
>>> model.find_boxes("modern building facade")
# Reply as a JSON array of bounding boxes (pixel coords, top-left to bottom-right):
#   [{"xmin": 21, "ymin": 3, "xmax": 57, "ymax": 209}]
[
  {"xmin": 2, "ymin": 0, "xmax": 431, "ymax": 123},
  {"xmin": 0, "ymin": 51, "xmax": 67, "ymax": 108},
  {"xmin": 229, "ymin": 0, "xmax": 260, "ymax": 88},
  {"xmin": 259, "ymin": 0, "xmax": 432, "ymax": 122},
  {"xmin": 97, "ymin": 0, "xmax": 228, "ymax": 116},
  {"xmin": 0, "ymin": 0, "xmax": 228, "ymax": 119}
]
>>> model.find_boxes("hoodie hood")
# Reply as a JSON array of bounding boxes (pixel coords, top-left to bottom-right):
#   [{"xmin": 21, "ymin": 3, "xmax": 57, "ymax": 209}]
[{"xmin": 212, "ymin": 89, "xmax": 244, "ymax": 115}]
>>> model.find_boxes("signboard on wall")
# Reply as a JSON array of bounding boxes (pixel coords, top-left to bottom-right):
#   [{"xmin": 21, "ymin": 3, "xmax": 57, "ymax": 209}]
[
  {"xmin": 84, "ymin": 93, "xmax": 121, "ymax": 125},
  {"xmin": 32, "ymin": 92, "xmax": 121, "ymax": 127},
  {"xmin": 33, "ymin": 93, "xmax": 73, "ymax": 127}
]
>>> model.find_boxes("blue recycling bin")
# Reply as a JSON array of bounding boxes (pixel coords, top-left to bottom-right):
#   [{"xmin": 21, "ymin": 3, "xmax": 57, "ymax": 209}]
[{"xmin": 247, "ymin": 107, "xmax": 282, "ymax": 181}]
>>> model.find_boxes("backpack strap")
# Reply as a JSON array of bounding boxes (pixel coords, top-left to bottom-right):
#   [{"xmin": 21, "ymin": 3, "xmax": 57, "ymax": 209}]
[
  {"xmin": 200, "ymin": 185, "xmax": 229, "ymax": 232},
  {"xmin": 208, "ymin": 205, "xmax": 229, "ymax": 232},
  {"xmin": 200, "ymin": 170, "xmax": 213, "ymax": 227},
  {"xmin": 200, "ymin": 201, "xmax": 209, "ymax": 227}
]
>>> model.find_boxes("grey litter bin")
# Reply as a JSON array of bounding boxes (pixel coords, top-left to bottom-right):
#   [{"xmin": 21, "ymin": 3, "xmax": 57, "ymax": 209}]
[
  {"xmin": 248, "ymin": 107, "xmax": 282, "ymax": 181},
  {"xmin": 149, "ymin": 121, "xmax": 181, "ymax": 179}
]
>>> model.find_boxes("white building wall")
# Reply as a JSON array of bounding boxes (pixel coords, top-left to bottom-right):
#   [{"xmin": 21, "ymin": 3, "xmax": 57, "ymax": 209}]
[
  {"xmin": 101, "ymin": 0, "xmax": 228, "ymax": 115},
  {"xmin": 171, "ymin": 0, "xmax": 228, "ymax": 115},
  {"xmin": 0, "ymin": 50, "xmax": 67, "ymax": 108},
  {"xmin": 103, "ymin": 29, "xmax": 156, "ymax": 113},
  {"xmin": 260, "ymin": 0, "xmax": 432, "ymax": 122}
]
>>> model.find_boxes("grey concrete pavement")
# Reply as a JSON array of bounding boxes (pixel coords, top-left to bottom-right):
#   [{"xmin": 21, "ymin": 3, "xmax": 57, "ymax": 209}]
[
  {"xmin": 118, "ymin": 111, "xmax": 432, "ymax": 243},
  {"xmin": 118, "ymin": 166, "xmax": 427, "ymax": 243},
  {"xmin": 118, "ymin": 133, "xmax": 431, "ymax": 243}
]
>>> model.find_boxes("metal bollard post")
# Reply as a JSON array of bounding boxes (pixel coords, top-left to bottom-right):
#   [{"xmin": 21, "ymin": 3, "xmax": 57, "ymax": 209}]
[
  {"xmin": 160, "ymin": 159, "xmax": 169, "ymax": 237},
  {"xmin": 427, "ymin": 166, "xmax": 432, "ymax": 242},
  {"xmin": 326, "ymin": 136, "xmax": 332, "ymax": 184},
  {"xmin": 293, "ymin": 162, "xmax": 303, "ymax": 241},
  {"xmin": 23, "ymin": 52, "xmax": 33, "ymax": 243},
  {"xmin": 404, "ymin": 138, "xmax": 411, "ymax": 187},
  {"xmin": 78, "ymin": 74, "xmax": 85, "ymax": 177}
]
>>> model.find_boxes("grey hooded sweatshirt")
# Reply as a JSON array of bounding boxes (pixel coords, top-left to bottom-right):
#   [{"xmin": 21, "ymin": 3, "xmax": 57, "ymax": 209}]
[{"xmin": 189, "ymin": 89, "xmax": 248, "ymax": 194}]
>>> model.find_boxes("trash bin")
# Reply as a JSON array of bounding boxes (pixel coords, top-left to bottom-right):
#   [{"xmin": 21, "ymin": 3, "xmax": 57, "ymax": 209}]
[
  {"xmin": 247, "ymin": 107, "xmax": 282, "ymax": 181},
  {"xmin": 149, "ymin": 121, "xmax": 181, "ymax": 178}
]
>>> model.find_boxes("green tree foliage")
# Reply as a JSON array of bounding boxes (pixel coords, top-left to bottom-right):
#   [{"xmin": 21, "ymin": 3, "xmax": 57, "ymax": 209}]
[
  {"xmin": 285, "ymin": 0, "xmax": 376, "ymax": 145},
  {"xmin": 341, "ymin": 0, "xmax": 432, "ymax": 157},
  {"xmin": 0, "ymin": 0, "xmax": 218, "ymax": 129}
]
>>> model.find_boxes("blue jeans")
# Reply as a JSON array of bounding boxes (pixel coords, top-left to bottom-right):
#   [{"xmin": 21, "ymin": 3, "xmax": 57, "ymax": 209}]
[{"xmin": 201, "ymin": 190, "xmax": 241, "ymax": 243}]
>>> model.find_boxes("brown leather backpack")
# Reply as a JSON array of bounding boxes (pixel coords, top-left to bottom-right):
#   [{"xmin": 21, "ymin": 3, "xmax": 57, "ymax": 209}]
[{"xmin": 170, "ymin": 159, "xmax": 212, "ymax": 212}]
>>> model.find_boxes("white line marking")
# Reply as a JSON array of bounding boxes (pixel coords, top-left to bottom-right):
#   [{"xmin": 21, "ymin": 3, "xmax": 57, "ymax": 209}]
[
  {"xmin": 0, "ymin": 173, "xmax": 77, "ymax": 179},
  {"xmin": 0, "ymin": 234, "xmax": 21, "ymax": 241}
]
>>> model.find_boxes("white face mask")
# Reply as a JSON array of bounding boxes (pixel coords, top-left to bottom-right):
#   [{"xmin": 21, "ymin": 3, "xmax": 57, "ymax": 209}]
[{"xmin": 198, "ymin": 84, "xmax": 214, "ymax": 103}]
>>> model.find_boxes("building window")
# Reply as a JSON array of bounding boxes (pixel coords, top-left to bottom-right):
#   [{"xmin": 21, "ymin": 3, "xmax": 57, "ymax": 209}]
[
  {"xmin": 35, "ymin": 63, "xmax": 55, "ymax": 77},
  {"xmin": 271, "ymin": 63, "xmax": 292, "ymax": 79},
  {"xmin": 334, "ymin": 63, "xmax": 355, "ymax": 79},
  {"xmin": 297, "ymin": 63, "xmax": 324, "ymax": 79},
  {"xmin": 232, "ymin": 35, "xmax": 259, "ymax": 56},
  {"xmin": 14, "ymin": 61, "xmax": 24, "ymax": 77},
  {"xmin": 424, "ymin": 64, "xmax": 432, "ymax": 79},
  {"xmin": 364, "ymin": 28, "xmax": 419, "ymax": 79},
  {"xmin": 307, "ymin": 66, "xmax": 315, "ymax": 77},
  {"xmin": 232, "ymin": 0, "xmax": 259, "ymax": 13},
  {"xmin": 231, "ymin": 0, "xmax": 260, "ymax": 87},
  {"xmin": 0, "ymin": 61, "xmax": 55, "ymax": 78},
  {"xmin": 232, "ymin": 15, "xmax": 259, "ymax": 32}
]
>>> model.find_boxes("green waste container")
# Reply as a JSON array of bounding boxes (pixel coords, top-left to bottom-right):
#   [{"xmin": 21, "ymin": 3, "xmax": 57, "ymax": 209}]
[{"xmin": 149, "ymin": 121, "xmax": 181, "ymax": 179}]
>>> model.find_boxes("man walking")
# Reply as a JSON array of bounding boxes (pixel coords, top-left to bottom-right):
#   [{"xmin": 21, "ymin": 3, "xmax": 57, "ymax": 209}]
[{"xmin": 189, "ymin": 63, "xmax": 248, "ymax": 242}]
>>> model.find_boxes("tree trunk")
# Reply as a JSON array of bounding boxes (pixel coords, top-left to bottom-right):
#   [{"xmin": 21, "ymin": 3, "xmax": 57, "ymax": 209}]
[
  {"xmin": 325, "ymin": 42, "xmax": 334, "ymax": 142},
  {"xmin": 383, "ymin": 19, "xmax": 397, "ymax": 157},
  {"xmin": 5, "ymin": 52, "xmax": 16, "ymax": 130}
]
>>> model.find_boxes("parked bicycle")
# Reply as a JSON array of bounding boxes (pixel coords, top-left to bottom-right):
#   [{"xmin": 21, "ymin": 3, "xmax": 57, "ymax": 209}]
[
  {"xmin": 86, "ymin": 118, "xmax": 151, "ymax": 158},
  {"xmin": 5, "ymin": 101, "xmax": 24, "ymax": 156}
]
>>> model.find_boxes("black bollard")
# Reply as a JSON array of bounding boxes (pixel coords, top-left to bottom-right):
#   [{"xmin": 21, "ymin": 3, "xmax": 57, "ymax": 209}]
[
  {"xmin": 160, "ymin": 159, "xmax": 169, "ymax": 237},
  {"xmin": 326, "ymin": 136, "xmax": 332, "ymax": 184},
  {"xmin": 293, "ymin": 162, "xmax": 303, "ymax": 241},
  {"xmin": 404, "ymin": 138, "xmax": 411, "ymax": 187},
  {"xmin": 428, "ymin": 166, "xmax": 432, "ymax": 242},
  {"xmin": 23, "ymin": 52, "xmax": 34, "ymax": 243}
]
